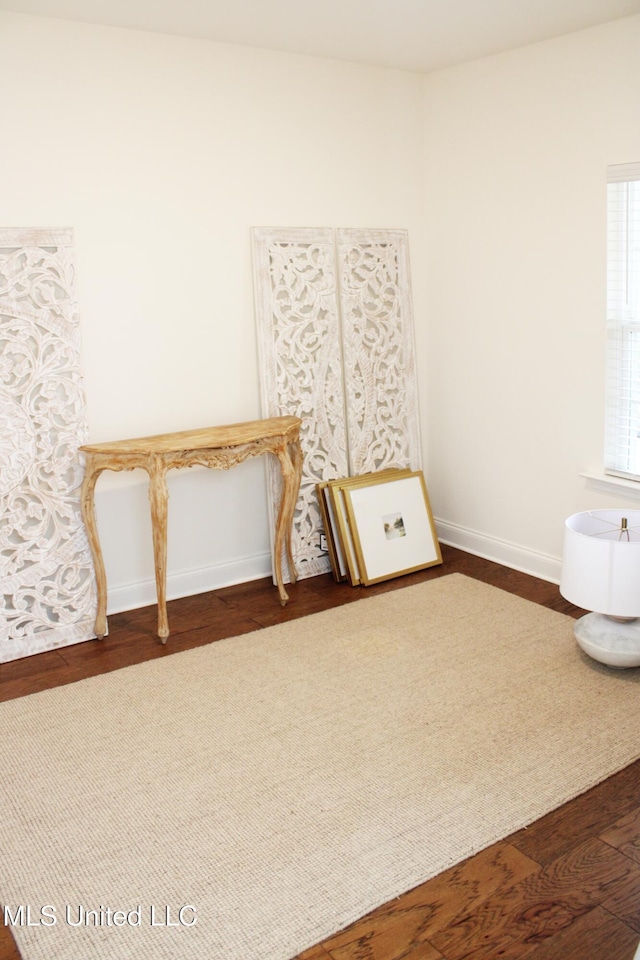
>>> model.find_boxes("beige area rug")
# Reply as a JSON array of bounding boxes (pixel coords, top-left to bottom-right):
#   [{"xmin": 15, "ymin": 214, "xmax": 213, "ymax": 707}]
[{"xmin": 1, "ymin": 573, "xmax": 640, "ymax": 960}]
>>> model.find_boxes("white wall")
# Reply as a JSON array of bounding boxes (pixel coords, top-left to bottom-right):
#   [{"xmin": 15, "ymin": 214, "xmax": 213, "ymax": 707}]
[
  {"xmin": 0, "ymin": 12, "xmax": 426, "ymax": 610},
  {"xmin": 4, "ymin": 11, "xmax": 640, "ymax": 611},
  {"xmin": 423, "ymin": 15, "xmax": 640, "ymax": 580}
]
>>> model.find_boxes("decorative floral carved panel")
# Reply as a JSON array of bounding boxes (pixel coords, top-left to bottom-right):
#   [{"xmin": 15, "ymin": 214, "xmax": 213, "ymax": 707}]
[
  {"xmin": 253, "ymin": 227, "xmax": 422, "ymax": 581},
  {"xmin": 0, "ymin": 228, "xmax": 97, "ymax": 662},
  {"xmin": 337, "ymin": 229, "xmax": 421, "ymax": 475},
  {"xmin": 252, "ymin": 228, "xmax": 348, "ymax": 580}
]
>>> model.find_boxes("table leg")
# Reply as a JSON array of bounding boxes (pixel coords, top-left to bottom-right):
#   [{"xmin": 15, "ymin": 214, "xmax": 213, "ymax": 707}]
[
  {"xmin": 285, "ymin": 436, "xmax": 303, "ymax": 584},
  {"xmin": 148, "ymin": 460, "xmax": 170, "ymax": 643},
  {"xmin": 274, "ymin": 435, "xmax": 303, "ymax": 605},
  {"xmin": 80, "ymin": 459, "xmax": 108, "ymax": 639}
]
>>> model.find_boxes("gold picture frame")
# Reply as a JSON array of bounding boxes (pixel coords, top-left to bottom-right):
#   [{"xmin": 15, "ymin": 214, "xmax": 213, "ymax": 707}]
[
  {"xmin": 327, "ymin": 479, "xmax": 361, "ymax": 585},
  {"xmin": 340, "ymin": 470, "xmax": 442, "ymax": 586},
  {"xmin": 325, "ymin": 469, "xmax": 412, "ymax": 586},
  {"xmin": 316, "ymin": 481, "xmax": 347, "ymax": 582}
]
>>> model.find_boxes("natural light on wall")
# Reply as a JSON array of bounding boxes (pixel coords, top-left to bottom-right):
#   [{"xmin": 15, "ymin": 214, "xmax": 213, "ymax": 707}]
[{"xmin": 606, "ymin": 162, "xmax": 640, "ymax": 480}]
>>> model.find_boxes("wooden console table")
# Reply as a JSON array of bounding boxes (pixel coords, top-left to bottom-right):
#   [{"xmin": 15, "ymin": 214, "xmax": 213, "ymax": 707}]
[{"xmin": 79, "ymin": 416, "xmax": 303, "ymax": 643}]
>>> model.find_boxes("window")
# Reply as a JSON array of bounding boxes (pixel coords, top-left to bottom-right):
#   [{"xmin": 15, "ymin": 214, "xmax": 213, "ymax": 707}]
[{"xmin": 605, "ymin": 163, "xmax": 640, "ymax": 480}]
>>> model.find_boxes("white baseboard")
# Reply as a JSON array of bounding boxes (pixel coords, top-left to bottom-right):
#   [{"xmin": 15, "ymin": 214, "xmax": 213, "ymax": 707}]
[
  {"xmin": 435, "ymin": 518, "xmax": 562, "ymax": 585},
  {"xmin": 106, "ymin": 525, "xmax": 561, "ymax": 616},
  {"xmin": 106, "ymin": 551, "xmax": 273, "ymax": 615}
]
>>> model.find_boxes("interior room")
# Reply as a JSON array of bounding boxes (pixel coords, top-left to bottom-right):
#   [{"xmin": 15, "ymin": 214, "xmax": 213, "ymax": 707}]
[{"xmin": 1, "ymin": 1, "xmax": 640, "ymax": 958}]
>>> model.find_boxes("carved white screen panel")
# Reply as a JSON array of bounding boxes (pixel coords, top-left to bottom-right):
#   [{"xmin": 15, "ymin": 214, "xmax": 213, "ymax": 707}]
[
  {"xmin": 337, "ymin": 228, "xmax": 421, "ymax": 475},
  {"xmin": 253, "ymin": 227, "xmax": 422, "ymax": 582},
  {"xmin": 252, "ymin": 228, "xmax": 348, "ymax": 580},
  {"xmin": 0, "ymin": 228, "xmax": 97, "ymax": 662}
]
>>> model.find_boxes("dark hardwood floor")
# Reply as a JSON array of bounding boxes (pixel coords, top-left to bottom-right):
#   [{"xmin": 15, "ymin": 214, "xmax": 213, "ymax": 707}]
[{"xmin": 1, "ymin": 545, "xmax": 639, "ymax": 960}]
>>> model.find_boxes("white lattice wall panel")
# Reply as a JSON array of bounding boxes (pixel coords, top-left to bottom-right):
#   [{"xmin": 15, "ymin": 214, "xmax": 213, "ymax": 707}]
[
  {"xmin": 0, "ymin": 228, "xmax": 97, "ymax": 662},
  {"xmin": 337, "ymin": 228, "xmax": 421, "ymax": 475},
  {"xmin": 253, "ymin": 227, "xmax": 422, "ymax": 582},
  {"xmin": 252, "ymin": 228, "xmax": 348, "ymax": 579}
]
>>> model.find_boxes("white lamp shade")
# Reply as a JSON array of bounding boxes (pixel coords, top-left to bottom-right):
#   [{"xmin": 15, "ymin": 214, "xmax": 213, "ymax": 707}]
[{"xmin": 560, "ymin": 510, "xmax": 640, "ymax": 617}]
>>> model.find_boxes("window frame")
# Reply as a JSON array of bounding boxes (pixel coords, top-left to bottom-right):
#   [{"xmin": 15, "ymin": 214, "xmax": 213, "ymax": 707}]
[{"xmin": 604, "ymin": 163, "xmax": 640, "ymax": 482}]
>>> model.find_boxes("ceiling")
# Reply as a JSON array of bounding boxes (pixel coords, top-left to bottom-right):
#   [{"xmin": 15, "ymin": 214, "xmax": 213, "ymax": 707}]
[{"xmin": 1, "ymin": 0, "xmax": 639, "ymax": 72}]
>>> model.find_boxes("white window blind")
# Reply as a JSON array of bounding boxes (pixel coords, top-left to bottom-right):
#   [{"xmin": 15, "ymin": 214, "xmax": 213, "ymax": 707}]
[{"xmin": 605, "ymin": 162, "xmax": 640, "ymax": 480}]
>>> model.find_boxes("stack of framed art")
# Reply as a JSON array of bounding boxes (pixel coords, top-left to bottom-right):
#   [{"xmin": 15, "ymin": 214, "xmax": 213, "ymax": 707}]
[{"xmin": 317, "ymin": 469, "xmax": 442, "ymax": 587}]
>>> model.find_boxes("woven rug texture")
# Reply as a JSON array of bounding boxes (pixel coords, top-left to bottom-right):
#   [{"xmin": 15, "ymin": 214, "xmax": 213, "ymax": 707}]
[{"xmin": 1, "ymin": 573, "xmax": 639, "ymax": 960}]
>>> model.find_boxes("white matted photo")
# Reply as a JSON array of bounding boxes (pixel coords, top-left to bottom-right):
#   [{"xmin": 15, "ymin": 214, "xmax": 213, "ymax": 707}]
[{"xmin": 343, "ymin": 471, "xmax": 442, "ymax": 585}]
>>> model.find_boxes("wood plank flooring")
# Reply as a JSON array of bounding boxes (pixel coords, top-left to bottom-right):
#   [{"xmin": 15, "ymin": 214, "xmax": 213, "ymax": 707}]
[{"xmin": 1, "ymin": 545, "xmax": 639, "ymax": 960}]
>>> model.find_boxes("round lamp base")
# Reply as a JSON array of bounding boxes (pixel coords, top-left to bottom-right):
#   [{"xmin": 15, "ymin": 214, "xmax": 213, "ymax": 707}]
[{"xmin": 574, "ymin": 613, "xmax": 640, "ymax": 668}]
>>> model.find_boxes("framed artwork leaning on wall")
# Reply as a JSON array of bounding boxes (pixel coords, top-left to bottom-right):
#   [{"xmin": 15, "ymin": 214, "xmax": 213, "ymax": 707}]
[{"xmin": 336, "ymin": 470, "xmax": 442, "ymax": 586}]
